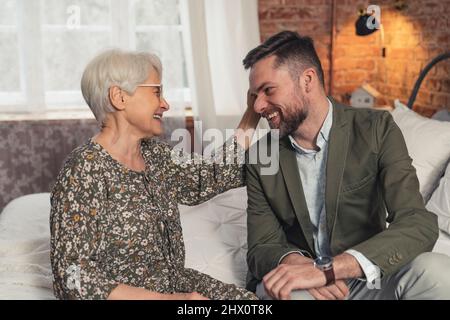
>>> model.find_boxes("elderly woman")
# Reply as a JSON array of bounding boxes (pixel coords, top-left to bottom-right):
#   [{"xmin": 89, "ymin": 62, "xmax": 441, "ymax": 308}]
[{"xmin": 50, "ymin": 49, "xmax": 260, "ymax": 300}]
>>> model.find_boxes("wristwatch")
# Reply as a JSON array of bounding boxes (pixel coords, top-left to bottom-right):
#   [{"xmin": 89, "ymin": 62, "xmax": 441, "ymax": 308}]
[{"xmin": 314, "ymin": 256, "xmax": 335, "ymax": 286}]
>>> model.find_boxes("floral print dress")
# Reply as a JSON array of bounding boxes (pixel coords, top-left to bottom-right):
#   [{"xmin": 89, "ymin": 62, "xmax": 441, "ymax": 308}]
[{"xmin": 50, "ymin": 137, "xmax": 256, "ymax": 300}]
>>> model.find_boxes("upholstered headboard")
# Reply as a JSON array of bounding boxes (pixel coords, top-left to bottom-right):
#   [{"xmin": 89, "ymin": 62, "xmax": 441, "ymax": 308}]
[{"xmin": 0, "ymin": 116, "xmax": 188, "ymax": 211}]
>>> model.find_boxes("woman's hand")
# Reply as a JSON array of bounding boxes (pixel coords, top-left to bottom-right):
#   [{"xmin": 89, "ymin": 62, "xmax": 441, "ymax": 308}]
[
  {"xmin": 247, "ymin": 89, "xmax": 257, "ymax": 111},
  {"xmin": 108, "ymin": 284, "xmax": 209, "ymax": 300},
  {"xmin": 235, "ymin": 90, "xmax": 261, "ymax": 150},
  {"xmin": 167, "ymin": 292, "xmax": 210, "ymax": 300}
]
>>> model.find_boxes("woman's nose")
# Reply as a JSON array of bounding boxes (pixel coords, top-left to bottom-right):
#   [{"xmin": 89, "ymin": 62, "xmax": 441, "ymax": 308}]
[{"xmin": 160, "ymin": 98, "xmax": 170, "ymax": 111}]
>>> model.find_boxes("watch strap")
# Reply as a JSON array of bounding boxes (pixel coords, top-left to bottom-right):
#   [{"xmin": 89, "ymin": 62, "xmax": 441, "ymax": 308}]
[{"xmin": 324, "ymin": 267, "xmax": 335, "ymax": 286}]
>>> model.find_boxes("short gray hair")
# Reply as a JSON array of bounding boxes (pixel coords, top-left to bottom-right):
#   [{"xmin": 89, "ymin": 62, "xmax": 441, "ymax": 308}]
[{"xmin": 81, "ymin": 49, "xmax": 163, "ymax": 125}]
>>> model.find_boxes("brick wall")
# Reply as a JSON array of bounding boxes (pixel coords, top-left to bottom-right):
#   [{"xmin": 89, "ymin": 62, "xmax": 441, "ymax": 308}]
[{"xmin": 258, "ymin": 0, "xmax": 450, "ymax": 117}]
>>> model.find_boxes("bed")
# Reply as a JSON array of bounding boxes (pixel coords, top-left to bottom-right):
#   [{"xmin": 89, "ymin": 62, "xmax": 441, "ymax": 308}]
[
  {"xmin": 1, "ymin": 187, "xmax": 450, "ymax": 300},
  {"xmin": 1, "ymin": 53, "xmax": 449, "ymax": 300}
]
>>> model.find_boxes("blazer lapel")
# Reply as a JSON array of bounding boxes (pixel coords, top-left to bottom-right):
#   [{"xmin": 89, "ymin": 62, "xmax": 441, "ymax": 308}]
[
  {"xmin": 279, "ymin": 137, "xmax": 315, "ymax": 253},
  {"xmin": 325, "ymin": 101, "xmax": 350, "ymax": 244}
]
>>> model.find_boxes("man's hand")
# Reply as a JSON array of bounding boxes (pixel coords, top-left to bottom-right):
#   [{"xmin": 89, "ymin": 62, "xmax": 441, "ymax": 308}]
[
  {"xmin": 263, "ymin": 263, "xmax": 327, "ymax": 300},
  {"xmin": 266, "ymin": 252, "xmax": 350, "ymax": 300},
  {"xmin": 279, "ymin": 252, "xmax": 312, "ymax": 265},
  {"xmin": 308, "ymin": 280, "xmax": 349, "ymax": 300}
]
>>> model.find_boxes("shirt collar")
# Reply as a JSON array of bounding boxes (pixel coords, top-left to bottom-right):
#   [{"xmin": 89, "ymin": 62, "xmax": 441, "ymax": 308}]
[{"xmin": 288, "ymin": 99, "xmax": 333, "ymax": 153}]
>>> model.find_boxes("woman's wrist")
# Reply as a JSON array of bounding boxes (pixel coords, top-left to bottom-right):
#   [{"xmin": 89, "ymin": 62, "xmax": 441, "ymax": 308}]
[
  {"xmin": 235, "ymin": 109, "xmax": 260, "ymax": 150},
  {"xmin": 237, "ymin": 107, "xmax": 260, "ymax": 131}
]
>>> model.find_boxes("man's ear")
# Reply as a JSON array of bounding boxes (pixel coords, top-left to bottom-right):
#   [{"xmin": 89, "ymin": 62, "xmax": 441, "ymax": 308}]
[
  {"xmin": 301, "ymin": 68, "xmax": 316, "ymax": 93},
  {"xmin": 109, "ymin": 86, "xmax": 126, "ymax": 111}
]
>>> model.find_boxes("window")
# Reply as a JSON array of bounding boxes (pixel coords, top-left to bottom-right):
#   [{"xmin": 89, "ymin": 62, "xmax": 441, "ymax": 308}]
[
  {"xmin": 0, "ymin": 0, "xmax": 191, "ymax": 116},
  {"xmin": 0, "ymin": 0, "xmax": 22, "ymax": 108}
]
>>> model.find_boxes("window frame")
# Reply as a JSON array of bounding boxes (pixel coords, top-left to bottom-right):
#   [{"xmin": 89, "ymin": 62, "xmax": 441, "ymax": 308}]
[{"xmin": 1, "ymin": 0, "xmax": 192, "ymax": 116}]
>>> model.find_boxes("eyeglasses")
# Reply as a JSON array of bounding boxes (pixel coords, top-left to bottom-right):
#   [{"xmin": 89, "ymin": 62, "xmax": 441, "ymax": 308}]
[{"xmin": 137, "ymin": 83, "xmax": 163, "ymax": 101}]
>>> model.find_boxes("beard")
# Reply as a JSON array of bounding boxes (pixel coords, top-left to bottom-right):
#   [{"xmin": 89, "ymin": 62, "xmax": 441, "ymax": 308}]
[{"xmin": 271, "ymin": 95, "xmax": 309, "ymax": 138}]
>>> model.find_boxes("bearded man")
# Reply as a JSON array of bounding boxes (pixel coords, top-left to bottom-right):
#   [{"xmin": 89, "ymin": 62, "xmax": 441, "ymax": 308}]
[{"xmin": 243, "ymin": 31, "xmax": 450, "ymax": 300}]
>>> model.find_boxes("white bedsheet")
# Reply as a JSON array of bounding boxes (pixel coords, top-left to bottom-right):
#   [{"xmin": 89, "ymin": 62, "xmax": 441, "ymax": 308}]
[
  {"xmin": 1, "ymin": 192, "xmax": 450, "ymax": 300},
  {"xmin": 0, "ymin": 194, "xmax": 54, "ymax": 299}
]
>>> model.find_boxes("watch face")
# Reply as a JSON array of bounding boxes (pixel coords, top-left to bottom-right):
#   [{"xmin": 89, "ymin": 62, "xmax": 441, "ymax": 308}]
[{"xmin": 315, "ymin": 256, "xmax": 333, "ymax": 266}]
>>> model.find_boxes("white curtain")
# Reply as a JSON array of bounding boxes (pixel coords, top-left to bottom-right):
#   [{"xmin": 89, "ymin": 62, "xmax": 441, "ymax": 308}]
[{"xmin": 181, "ymin": 0, "xmax": 261, "ymax": 133}]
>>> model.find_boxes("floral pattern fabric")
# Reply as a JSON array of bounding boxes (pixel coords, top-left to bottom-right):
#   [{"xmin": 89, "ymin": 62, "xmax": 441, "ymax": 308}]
[{"xmin": 50, "ymin": 137, "xmax": 256, "ymax": 300}]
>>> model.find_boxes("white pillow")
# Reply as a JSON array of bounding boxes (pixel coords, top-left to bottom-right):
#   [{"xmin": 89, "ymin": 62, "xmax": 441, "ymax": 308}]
[
  {"xmin": 180, "ymin": 186, "xmax": 248, "ymax": 287},
  {"xmin": 391, "ymin": 100, "xmax": 450, "ymax": 201},
  {"xmin": 426, "ymin": 163, "xmax": 450, "ymax": 234},
  {"xmin": 0, "ymin": 193, "xmax": 51, "ymax": 242}
]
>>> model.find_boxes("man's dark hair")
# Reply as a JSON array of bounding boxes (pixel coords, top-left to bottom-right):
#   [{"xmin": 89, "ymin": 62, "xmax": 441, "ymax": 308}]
[{"xmin": 243, "ymin": 31, "xmax": 325, "ymax": 88}]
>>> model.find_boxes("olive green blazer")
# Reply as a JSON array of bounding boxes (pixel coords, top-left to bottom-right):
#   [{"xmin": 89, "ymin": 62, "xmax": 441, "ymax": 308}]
[{"xmin": 245, "ymin": 100, "xmax": 439, "ymax": 291}]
